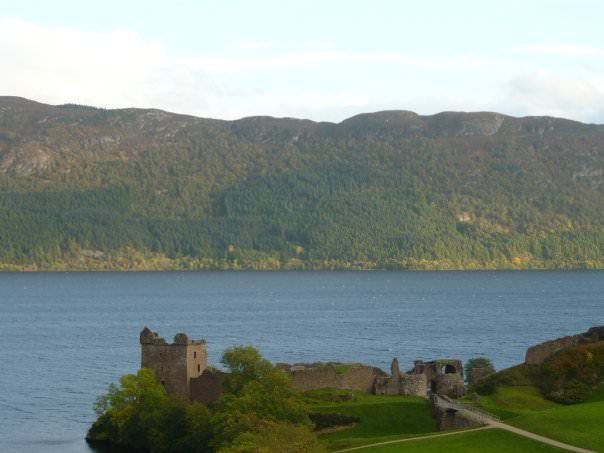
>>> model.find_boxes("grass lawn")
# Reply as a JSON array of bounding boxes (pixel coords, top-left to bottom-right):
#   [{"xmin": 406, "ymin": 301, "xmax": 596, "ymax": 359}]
[
  {"xmin": 305, "ymin": 390, "xmax": 437, "ymax": 451},
  {"xmin": 469, "ymin": 383, "xmax": 604, "ymax": 452},
  {"xmin": 470, "ymin": 385, "xmax": 559, "ymax": 420},
  {"xmin": 510, "ymin": 400, "xmax": 604, "ymax": 452},
  {"xmin": 355, "ymin": 428, "xmax": 566, "ymax": 453}
]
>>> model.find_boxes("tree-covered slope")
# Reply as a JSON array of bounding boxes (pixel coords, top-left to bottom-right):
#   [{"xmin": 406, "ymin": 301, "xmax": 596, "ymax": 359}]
[{"xmin": 0, "ymin": 96, "xmax": 602, "ymax": 270}]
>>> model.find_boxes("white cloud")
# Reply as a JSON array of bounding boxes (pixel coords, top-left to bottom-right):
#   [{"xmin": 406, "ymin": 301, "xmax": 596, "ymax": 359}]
[
  {"xmin": 1, "ymin": 18, "xmax": 603, "ymax": 123},
  {"xmin": 500, "ymin": 74, "xmax": 604, "ymax": 122},
  {"xmin": 227, "ymin": 40, "xmax": 335, "ymax": 50},
  {"xmin": 508, "ymin": 43, "xmax": 604, "ymax": 57},
  {"xmin": 0, "ymin": 17, "xmax": 221, "ymax": 114},
  {"xmin": 189, "ymin": 51, "xmax": 511, "ymax": 74}
]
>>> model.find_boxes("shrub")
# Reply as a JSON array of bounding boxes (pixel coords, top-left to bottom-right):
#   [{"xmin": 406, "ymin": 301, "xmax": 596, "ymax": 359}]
[
  {"xmin": 465, "ymin": 357, "xmax": 495, "ymax": 385},
  {"xmin": 473, "ymin": 365, "xmax": 534, "ymax": 395},
  {"xmin": 536, "ymin": 342, "xmax": 604, "ymax": 404}
]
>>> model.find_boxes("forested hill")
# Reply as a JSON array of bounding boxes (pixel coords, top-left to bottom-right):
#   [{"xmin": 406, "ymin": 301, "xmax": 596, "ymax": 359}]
[{"xmin": 1, "ymin": 96, "xmax": 603, "ymax": 270}]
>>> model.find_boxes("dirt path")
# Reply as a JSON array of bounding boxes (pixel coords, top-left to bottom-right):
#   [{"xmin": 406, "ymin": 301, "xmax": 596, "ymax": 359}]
[
  {"xmin": 434, "ymin": 394, "xmax": 597, "ymax": 453},
  {"xmin": 332, "ymin": 426, "xmax": 493, "ymax": 452},
  {"xmin": 332, "ymin": 421, "xmax": 597, "ymax": 453},
  {"xmin": 490, "ymin": 421, "xmax": 596, "ymax": 453}
]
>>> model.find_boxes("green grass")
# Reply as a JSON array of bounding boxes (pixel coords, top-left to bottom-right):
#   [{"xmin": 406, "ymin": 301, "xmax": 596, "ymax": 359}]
[
  {"xmin": 584, "ymin": 382, "xmax": 604, "ymax": 403},
  {"xmin": 305, "ymin": 390, "xmax": 437, "ymax": 451},
  {"xmin": 355, "ymin": 428, "xmax": 565, "ymax": 452},
  {"xmin": 468, "ymin": 383, "xmax": 604, "ymax": 451},
  {"xmin": 469, "ymin": 386, "xmax": 558, "ymax": 420},
  {"xmin": 510, "ymin": 400, "xmax": 604, "ymax": 451}
]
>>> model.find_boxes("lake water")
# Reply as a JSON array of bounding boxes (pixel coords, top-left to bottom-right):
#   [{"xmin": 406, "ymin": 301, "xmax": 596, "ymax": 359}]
[{"xmin": 0, "ymin": 271, "xmax": 602, "ymax": 452}]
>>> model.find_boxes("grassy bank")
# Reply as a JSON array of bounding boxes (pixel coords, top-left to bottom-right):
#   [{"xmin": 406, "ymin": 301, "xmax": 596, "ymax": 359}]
[
  {"xmin": 304, "ymin": 390, "xmax": 437, "ymax": 451},
  {"xmin": 354, "ymin": 428, "xmax": 565, "ymax": 452}
]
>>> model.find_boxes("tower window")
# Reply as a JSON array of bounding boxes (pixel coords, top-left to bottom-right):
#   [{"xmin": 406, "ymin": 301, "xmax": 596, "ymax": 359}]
[
  {"xmin": 198, "ymin": 364, "xmax": 201, "ymax": 373},
  {"xmin": 194, "ymin": 351, "xmax": 197, "ymax": 358}
]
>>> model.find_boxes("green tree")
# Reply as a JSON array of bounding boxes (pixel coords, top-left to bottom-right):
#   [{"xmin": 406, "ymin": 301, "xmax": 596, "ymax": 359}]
[
  {"xmin": 465, "ymin": 357, "xmax": 495, "ymax": 385},
  {"xmin": 212, "ymin": 346, "xmax": 313, "ymax": 449},
  {"xmin": 219, "ymin": 420, "xmax": 326, "ymax": 453},
  {"xmin": 89, "ymin": 368, "xmax": 214, "ymax": 452}
]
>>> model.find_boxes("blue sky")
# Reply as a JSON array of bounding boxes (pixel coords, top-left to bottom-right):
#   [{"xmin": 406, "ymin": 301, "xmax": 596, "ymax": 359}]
[{"xmin": 1, "ymin": 0, "xmax": 603, "ymax": 122}]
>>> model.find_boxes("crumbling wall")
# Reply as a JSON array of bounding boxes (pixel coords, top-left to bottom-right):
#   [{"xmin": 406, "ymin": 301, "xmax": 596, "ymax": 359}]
[
  {"xmin": 431, "ymin": 395, "xmax": 483, "ymax": 431},
  {"xmin": 140, "ymin": 327, "xmax": 207, "ymax": 401},
  {"xmin": 434, "ymin": 406, "xmax": 480, "ymax": 431},
  {"xmin": 190, "ymin": 369, "xmax": 227, "ymax": 405},
  {"xmin": 525, "ymin": 326, "xmax": 604, "ymax": 365},
  {"xmin": 287, "ymin": 364, "xmax": 382, "ymax": 393},
  {"xmin": 399, "ymin": 374, "xmax": 428, "ymax": 396},
  {"xmin": 470, "ymin": 367, "xmax": 494, "ymax": 384},
  {"xmin": 434, "ymin": 374, "xmax": 465, "ymax": 398}
]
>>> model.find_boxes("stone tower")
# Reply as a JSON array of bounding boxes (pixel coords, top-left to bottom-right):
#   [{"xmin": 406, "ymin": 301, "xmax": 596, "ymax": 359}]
[{"xmin": 140, "ymin": 327, "xmax": 208, "ymax": 401}]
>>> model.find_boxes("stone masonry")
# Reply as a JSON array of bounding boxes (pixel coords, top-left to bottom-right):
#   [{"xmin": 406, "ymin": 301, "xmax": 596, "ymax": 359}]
[
  {"xmin": 140, "ymin": 327, "xmax": 207, "ymax": 401},
  {"xmin": 281, "ymin": 363, "xmax": 385, "ymax": 393},
  {"xmin": 140, "ymin": 327, "xmax": 466, "ymax": 403}
]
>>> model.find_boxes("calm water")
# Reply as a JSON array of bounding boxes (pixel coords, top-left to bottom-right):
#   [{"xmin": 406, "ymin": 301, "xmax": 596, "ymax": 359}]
[{"xmin": 0, "ymin": 271, "xmax": 603, "ymax": 452}]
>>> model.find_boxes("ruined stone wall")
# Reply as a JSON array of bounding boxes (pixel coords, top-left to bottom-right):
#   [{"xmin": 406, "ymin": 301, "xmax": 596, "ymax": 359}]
[
  {"xmin": 431, "ymin": 395, "xmax": 482, "ymax": 431},
  {"xmin": 525, "ymin": 326, "xmax": 604, "ymax": 365},
  {"xmin": 141, "ymin": 342, "xmax": 189, "ymax": 399},
  {"xmin": 434, "ymin": 406, "xmax": 480, "ymax": 431},
  {"xmin": 140, "ymin": 327, "xmax": 208, "ymax": 401},
  {"xmin": 434, "ymin": 374, "xmax": 465, "ymax": 398},
  {"xmin": 470, "ymin": 367, "xmax": 494, "ymax": 384},
  {"xmin": 399, "ymin": 374, "xmax": 428, "ymax": 397},
  {"xmin": 288, "ymin": 364, "xmax": 381, "ymax": 393},
  {"xmin": 190, "ymin": 369, "xmax": 227, "ymax": 405},
  {"xmin": 413, "ymin": 359, "xmax": 463, "ymax": 383}
]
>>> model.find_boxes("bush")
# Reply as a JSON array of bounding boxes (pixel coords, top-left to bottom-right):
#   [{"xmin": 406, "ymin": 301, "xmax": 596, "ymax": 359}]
[
  {"xmin": 87, "ymin": 369, "xmax": 213, "ymax": 452},
  {"xmin": 473, "ymin": 365, "xmax": 534, "ymax": 396},
  {"xmin": 219, "ymin": 420, "xmax": 326, "ymax": 453},
  {"xmin": 465, "ymin": 357, "xmax": 495, "ymax": 385},
  {"xmin": 536, "ymin": 342, "xmax": 604, "ymax": 404}
]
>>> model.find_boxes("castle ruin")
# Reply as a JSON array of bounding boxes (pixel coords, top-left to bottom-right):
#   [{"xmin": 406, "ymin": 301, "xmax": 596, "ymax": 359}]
[
  {"xmin": 374, "ymin": 358, "xmax": 465, "ymax": 398},
  {"xmin": 140, "ymin": 327, "xmax": 466, "ymax": 402},
  {"xmin": 140, "ymin": 327, "xmax": 226, "ymax": 404}
]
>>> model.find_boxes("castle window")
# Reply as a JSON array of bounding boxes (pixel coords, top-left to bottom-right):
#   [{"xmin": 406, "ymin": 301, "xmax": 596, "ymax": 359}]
[
  {"xmin": 161, "ymin": 380, "xmax": 166, "ymax": 387},
  {"xmin": 198, "ymin": 364, "xmax": 201, "ymax": 372},
  {"xmin": 194, "ymin": 351, "xmax": 197, "ymax": 358}
]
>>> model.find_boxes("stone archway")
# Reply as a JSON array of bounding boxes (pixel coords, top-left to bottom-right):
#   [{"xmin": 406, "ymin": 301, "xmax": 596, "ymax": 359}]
[{"xmin": 441, "ymin": 364, "xmax": 457, "ymax": 374}]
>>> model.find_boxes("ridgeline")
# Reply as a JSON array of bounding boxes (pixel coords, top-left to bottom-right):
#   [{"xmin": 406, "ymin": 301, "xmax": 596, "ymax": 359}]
[{"xmin": 0, "ymin": 96, "xmax": 603, "ymax": 270}]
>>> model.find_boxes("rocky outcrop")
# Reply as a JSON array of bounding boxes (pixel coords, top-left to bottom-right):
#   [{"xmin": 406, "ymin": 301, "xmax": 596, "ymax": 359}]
[{"xmin": 525, "ymin": 326, "xmax": 604, "ymax": 365}]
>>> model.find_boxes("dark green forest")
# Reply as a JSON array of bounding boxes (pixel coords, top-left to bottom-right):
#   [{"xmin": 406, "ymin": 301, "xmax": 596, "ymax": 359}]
[{"xmin": 0, "ymin": 97, "xmax": 602, "ymax": 270}]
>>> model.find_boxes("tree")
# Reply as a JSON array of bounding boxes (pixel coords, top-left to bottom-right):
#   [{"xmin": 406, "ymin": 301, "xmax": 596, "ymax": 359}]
[
  {"xmin": 219, "ymin": 420, "xmax": 326, "ymax": 453},
  {"xmin": 465, "ymin": 357, "xmax": 495, "ymax": 385},
  {"xmin": 212, "ymin": 346, "xmax": 313, "ymax": 449},
  {"xmin": 89, "ymin": 368, "xmax": 169, "ymax": 450},
  {"xmin": 89, "ymin": 368, "xmax": 213, "ymax": 452}
]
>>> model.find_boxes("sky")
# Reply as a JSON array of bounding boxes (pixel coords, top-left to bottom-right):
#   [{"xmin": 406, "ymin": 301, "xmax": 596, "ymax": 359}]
[{"xmin": 1, "ymin": 0, "xmax": 604, "ymax": 123}]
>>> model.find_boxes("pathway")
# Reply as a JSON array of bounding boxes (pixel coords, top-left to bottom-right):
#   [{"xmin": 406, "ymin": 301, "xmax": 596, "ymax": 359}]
[
  {"xmin": 332, "ymin": 426, "xmax": 493, "ymax": 452},
  {"xmin": 435, "ymin": 395, "xmax": 596, "ymax": 453},
  {"xmin": 333, "ymin": 397, "xmax": 597, "ymax": 453}
]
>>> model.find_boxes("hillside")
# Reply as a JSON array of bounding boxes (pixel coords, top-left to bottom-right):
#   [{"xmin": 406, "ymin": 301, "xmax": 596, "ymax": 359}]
[{"xmin": 0, "ymin": 96, "xmax": 603, "ymax": 270}]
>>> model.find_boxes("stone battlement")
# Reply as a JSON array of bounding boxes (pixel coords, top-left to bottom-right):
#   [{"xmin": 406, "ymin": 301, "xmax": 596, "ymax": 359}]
[
  {"xmin": 140, "ymin": 326, "xmax": 206, "ymax": 346},
  {"xmin": 139, "ymin": 327, "xmax": 466, "ymax": 403},
  {"xmin": 140, "ymin": 327, "xmax": 208, "ymax": 401}
]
